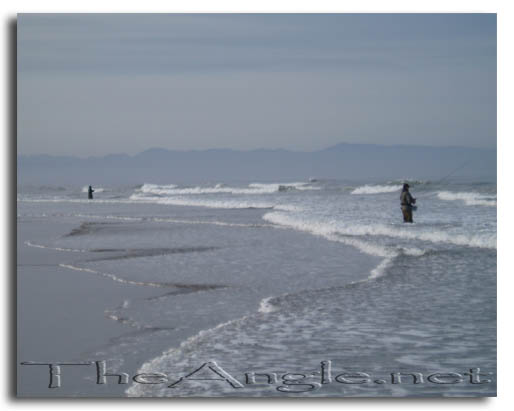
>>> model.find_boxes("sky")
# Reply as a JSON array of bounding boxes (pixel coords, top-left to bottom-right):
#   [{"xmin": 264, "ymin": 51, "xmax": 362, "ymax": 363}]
[{"xmin": 17, "ymin": 13, "xmax": 497, "ymax": 157}]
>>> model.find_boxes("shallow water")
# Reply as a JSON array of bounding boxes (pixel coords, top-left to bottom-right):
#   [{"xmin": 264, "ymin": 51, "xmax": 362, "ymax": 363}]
[{"xmin": 17, "ymin": 178, "xmax": 496, "ymax": 396}]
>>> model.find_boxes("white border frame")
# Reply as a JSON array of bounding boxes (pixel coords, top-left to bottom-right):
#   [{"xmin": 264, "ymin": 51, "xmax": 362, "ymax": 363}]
[{"xmin": 3, "ymin": 1, "xmax": 510, "ymax": 409}]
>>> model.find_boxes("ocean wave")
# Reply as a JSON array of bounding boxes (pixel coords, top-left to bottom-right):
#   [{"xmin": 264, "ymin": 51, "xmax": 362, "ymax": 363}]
[
  {"xmin": 136, "ymin": 182, "xmax": 319, "ymax": 196},
  {"xmin": 139, "ymin": 183, "xmax": 177, "ymax": 193},
  {"xmin": 351, "ymin": 185, "xmax": 403, "ymax": 195},
  {"xmin": 262, "ymin": 212, "xmax": 496, "ymax": 251},
  {"xmin": 248, "ymin": 182, "xmax": 320, "ymax": 192},
  {"xmin": 437, "ymin": 191, "xmax": 497, "ymax": 207},
  {"xmin": 129, "ymin": 193, "xmax": 301, "ymax": 211},
  {"xmin": 126, "ymin": 316, "xmax": 251, "ymax": 397},
  {"xmin": 260, "ymin": 212, "xmax": 431, "ymax": 284}
]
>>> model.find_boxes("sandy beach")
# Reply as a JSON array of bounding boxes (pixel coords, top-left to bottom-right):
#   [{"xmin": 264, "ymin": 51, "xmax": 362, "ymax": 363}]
[
  {"xmin": 17, "ymin": 218, "xmax": 165, "ymax": 396},
  {"xmin": 16, "ymin": 178, "xmax": 496, "ymax": 397},
  {"xmin": 17, "ymin": 201, "xmax": 384, "ymax": 397}
]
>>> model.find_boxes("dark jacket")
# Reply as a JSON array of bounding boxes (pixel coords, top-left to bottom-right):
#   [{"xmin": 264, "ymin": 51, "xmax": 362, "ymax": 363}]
[{"xmin": 400, "ymin": 190, "xmax": 414, "ymax": 209}]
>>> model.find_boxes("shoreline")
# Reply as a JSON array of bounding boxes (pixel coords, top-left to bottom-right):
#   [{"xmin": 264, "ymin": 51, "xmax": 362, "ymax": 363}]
[
  {"xmin": 17, "ymin": 208, "xmax": 381, "ymax": 397},
  {"xmin": 17, "ymin": 217, "xmax": 163, "ymax": 396}
]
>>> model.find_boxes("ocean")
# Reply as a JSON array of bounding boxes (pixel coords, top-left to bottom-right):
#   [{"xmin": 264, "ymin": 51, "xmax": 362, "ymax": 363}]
[{"xmin": 17, "ymin": 178, "xmax": 496, "ymax": 397}]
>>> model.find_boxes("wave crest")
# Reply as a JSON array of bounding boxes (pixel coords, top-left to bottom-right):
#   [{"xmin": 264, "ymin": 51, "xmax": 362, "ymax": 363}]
[
  {"xmin": 136, "ymin": 182, "xmax": 319, "ymax": 196},
  {"xmin": 129, "ymin": 193, "xmax": 301, "ymax": 211},
  {"xmin": 263, "ymin": 212, "xmax": 496, "ymax": 251},
  {"xmin": 437, "ymin": 191, "xmax": 496, "ymax": 207},
  {"xmin": 351, "ymin": 185, "xmax": 402, "ymax": 195}
]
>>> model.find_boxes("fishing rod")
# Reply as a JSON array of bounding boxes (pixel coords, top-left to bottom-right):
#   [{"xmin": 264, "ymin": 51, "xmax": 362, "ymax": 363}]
[{"xmin": 434, "ymin": 160, "xmax": 472, "ymax": 185}]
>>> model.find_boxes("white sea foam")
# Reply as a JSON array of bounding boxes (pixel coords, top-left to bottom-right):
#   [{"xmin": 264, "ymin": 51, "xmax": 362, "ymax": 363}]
[
  {"xmin": 260, "ymin": 212, "xmax": 410, "ymax": 283},
  {"xmin": 263, "ymin": 212, "xmax": 496, "ymax": 250},
  {"xmin": 143, "ymin": 185, "xmax": 266, "ymax": 195},
  {"xmin": 325, "ymin": 233, "xmax": 396, "ymax": 259},
  {"xmin": 151, "ymin": 217, "xmax": 275, "ymax": 228},
  {"xmin": 51, "ymin": 212, "xmax": 277, "ymax": 229},
  {"xmin": 59, "ymin": 263, "xmax": 174, "ymax": 287},
  {"xmin": 137, "ymin": 182, "xmax": 318, "ymax": 196},
  {"xmin": 126, "ymin": 316, "xmax": 250, "ymax": 397},
  {"xmin": 74, "ymin": 214, "xmax": 142, "ymax": 221},
  {"xmin": 351, "ymin": 185, "xmax": 403, "ymax": 194},
  {"xmin": 25, "ymin": 241, "xmax": 87, "ymax": 253},
  {"xmin": 274, "ymin": 204, "xmax": 303, "ymax": 212},
  {"xmin": 437, "ymin": 191, "xmax": 497, "ymax": 207},
  {"xmin": 369, "ymin": 257, "xmax": 394, "ymax": 279},
  {"xmin": 129, "ymin": 193, "xmax": 301, "ymax": 211},
  {"xmin": 139, "ymin": 183, "xmax": 177, "ymax": 193},
  {"xmin": 258, "ymin": 296, "xmax": 278, "ymax": 313},
  {"xmin": 248, "ymin": 182, "xmax": 320, "ymax": 191}
]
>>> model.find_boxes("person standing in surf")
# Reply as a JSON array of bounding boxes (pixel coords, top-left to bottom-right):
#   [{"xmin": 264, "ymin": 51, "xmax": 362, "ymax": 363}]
[
  {"xmin": 400, "ymin": 183, "xmax": 416, "ymax": 223},
  {"xmin": 88, "ymin": 185, "xmax": 95, "ymax": 200}
]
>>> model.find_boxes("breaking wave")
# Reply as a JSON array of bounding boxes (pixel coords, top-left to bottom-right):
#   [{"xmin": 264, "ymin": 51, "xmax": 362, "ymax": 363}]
[
  {"xmin": 139, "ymin": 183, "xmax": 177, "ymax": 194},
  {"xmin": 129, "ymin": 193, "xmax": 301, "ymax": 211},
  {"xmin": 437, "ymin": 191, "xmax": 497, "ymax": 207},
  {"xmin": 262, "ymin": 212, "xmax": 496, "ymax": 251},
  {"xmin": 248, "ymin": 182, "xmax": 320, "ymax": 192},
  {"xmin": 136, "ymin": 182, "xmax": 319, "ymax": 196},
  {"xmin": 351, "ymin": 184, "xmax": 402, "ymax": 195}
]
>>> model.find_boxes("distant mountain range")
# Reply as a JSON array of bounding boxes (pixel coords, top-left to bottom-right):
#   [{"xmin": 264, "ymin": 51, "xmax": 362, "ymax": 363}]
[{"xmin": 17, "ymin": 143, "xmax": 496, "ymax": 185}]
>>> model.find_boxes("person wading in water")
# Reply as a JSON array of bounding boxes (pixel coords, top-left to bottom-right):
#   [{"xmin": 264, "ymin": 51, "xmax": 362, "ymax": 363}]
[
  {"xmin": 88, "ymin": 185, "xmax": 95, "ymax": 200},
  {"xmin": 400, "ymin": 183, "xmax": 416, "ymax": 223}
]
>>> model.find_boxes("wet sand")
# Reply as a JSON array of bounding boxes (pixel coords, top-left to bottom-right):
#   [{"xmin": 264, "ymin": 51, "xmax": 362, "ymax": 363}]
[
  {"xmin": 17, "ymin": 209, "xmax": 380, "ymax": 397},
  {"xmin": 17, "ymin": 219, "xmax": 170, "ymax": 397}
]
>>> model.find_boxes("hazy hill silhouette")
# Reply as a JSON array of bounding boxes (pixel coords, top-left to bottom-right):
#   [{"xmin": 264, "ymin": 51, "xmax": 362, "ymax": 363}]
[{"xmin": 18, "ymin": 143, "xmax": 496, "ymax": 185}]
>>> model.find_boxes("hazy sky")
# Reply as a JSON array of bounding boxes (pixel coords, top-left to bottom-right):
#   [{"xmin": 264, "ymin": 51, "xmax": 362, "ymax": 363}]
[{"xmin": 18, "ymin": 14, "xmax": 496, "ymax": 157}]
